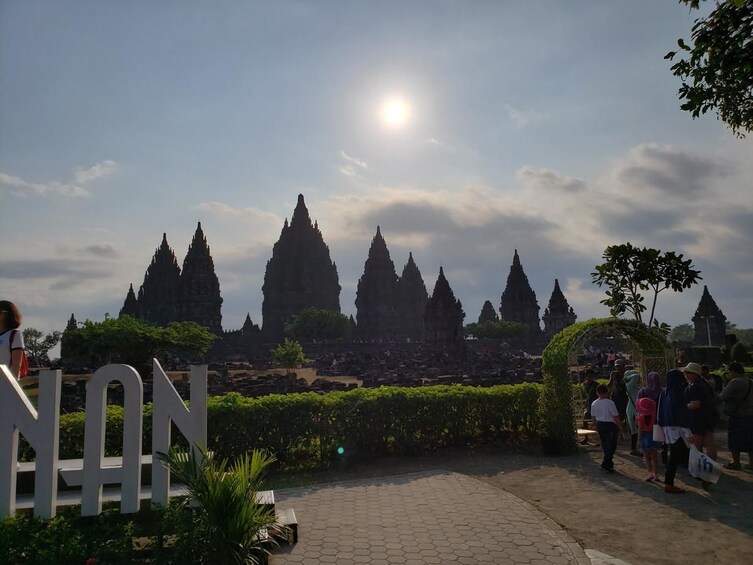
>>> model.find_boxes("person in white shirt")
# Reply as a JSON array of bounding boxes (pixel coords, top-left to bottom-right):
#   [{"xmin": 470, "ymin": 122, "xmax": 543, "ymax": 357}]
[{"xmin": 591, "ymin": 384, "xmax": 624, "ymax": 473}]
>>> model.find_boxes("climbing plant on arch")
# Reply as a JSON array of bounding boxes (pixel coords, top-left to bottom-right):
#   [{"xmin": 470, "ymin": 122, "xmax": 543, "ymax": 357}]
[{"xmin": 539, "ymin": 318, "xmax": 672, "ymax": 455}]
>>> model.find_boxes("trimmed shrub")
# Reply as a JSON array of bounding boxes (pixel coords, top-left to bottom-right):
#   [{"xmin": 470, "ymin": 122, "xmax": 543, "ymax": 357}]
[{"xmin": 18, "ymin": 384, "xmax": 541, "ymax": 470}]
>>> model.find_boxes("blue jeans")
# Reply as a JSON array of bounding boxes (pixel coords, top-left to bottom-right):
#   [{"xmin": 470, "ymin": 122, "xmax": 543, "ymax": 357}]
[{"xmin": 596, "ymin": 421, "xmax": 618, "ymax": 470}]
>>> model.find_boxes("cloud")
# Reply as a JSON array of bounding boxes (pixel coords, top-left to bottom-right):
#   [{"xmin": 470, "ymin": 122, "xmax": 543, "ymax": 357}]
[
  {"xmin": 0, "ymin": 258, "xmax": 112, "ymax": 282},
  {"xmin": 195, "ymin": 201, "xmax": 281, "ymax": 223},
  {"xmin": 607, "ymin": 143, "xmax": 728, "ymax": 198},
  {"xmin": 338, "ymin": 150, "xmax": 368, "ymax": 178},
  {"xmin": 504, "ymin": 103, "xmax": 544, "ymax": 127},
  {"xmin": 0, "ymin": 160, "xmax": 118, "ymax": 198},
  {"xmin": 516, "ymin": 166, "xmax": 586, "ymax": 193},
  {"xmin": 73, "ymin": 160, "xmax": 118, "ymax": 184},
  {"xmin": 83, "ymin": 244, "xmax": 119, "ymax": 259}
]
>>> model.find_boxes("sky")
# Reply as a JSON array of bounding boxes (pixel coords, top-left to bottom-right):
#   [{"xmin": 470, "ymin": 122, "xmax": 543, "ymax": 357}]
[{"xmin": 2, "ymin": 0, "xmax": 752, "ymax": 345}]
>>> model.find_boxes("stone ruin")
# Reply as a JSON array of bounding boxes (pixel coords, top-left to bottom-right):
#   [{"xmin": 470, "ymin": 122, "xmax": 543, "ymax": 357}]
[{"xmin": 691, "ymin": 285, "xmax": 727, "ymax": 347}]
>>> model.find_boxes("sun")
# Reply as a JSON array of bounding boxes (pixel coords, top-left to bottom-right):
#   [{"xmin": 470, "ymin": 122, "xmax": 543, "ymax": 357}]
[{"xmin": 380, "ymin": 96, "xmax": 410, "ymax": 129}]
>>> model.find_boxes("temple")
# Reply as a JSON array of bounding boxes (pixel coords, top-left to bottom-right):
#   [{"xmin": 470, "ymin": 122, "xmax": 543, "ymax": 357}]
[
  {"xmin": 499, "ymin": 250, "xmax": 540, "ymax": 333},
  {"xmin": 396, "ymin": 252, "xmax": 428, "ymax": 342},
  {"xmin": 261, "ymin": 194, "xmax": 341, "ymax": 340},
  {"xmin": 691, "ymin": 286, "xmax": 727, "ymax": 346},
  {"xmin": 130, "ymin": 233, "xmax": 181, "ymax": 326},
  {"xmin": 355, "ymin": 227, "xmax": 400, "ymax": 341},
  {"xmin": 542, "ymin": 279, "xmax": 576, "ymax": 337},
  {"xmin": 179, "ymin": 222, "xmax": 223, "ymax": 333},
  {"xmin": 425, "ymin": 267, "xmax": 465, "ymax": 343},
  {"xmin": 477, "ymin": 300, "xmax": 499, "ymax": 324}
]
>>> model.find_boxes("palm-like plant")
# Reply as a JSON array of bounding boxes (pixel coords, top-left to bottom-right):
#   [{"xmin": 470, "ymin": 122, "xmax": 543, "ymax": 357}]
[{"xmin": 157, "ymin": 446, "xmax": 286, "ymax": 564}]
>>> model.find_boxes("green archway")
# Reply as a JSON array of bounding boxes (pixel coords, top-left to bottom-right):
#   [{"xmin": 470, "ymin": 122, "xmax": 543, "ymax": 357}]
[{"xmin": 538, "ymin": 318, "xmax": 673, "ymax": 455}]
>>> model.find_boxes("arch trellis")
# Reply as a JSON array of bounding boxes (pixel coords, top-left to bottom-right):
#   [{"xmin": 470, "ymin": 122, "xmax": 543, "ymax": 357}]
[{"xmin": 539, "ymin": 318, "xmax": 673, "ymax": 455}]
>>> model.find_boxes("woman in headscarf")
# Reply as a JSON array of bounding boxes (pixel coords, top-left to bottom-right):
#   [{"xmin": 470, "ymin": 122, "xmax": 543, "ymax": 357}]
[
  {"xmin": 658, "ymin": 369, "xmax": 692, "ymax": 493},
  {"xmin": 625, "ymin": 369, "xmax": 642, "ymax": 456},
  {"xmin": 638, "ymin": 372, "xmax": 662, "ymax": 404}
]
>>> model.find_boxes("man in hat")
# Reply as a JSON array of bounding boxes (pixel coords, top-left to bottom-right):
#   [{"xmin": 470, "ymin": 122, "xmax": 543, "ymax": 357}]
[{"xmin": 683, "ymin": 362, "xmax": 718, "ymax": 462}]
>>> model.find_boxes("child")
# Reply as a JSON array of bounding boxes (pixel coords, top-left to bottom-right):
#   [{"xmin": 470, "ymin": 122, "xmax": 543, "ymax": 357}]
[
  {"xmin": 591, "ymin": 384, "xmax": 624, "ymax": 473},
  {"xmin": 636, "ymin": 397, "xmax": 660, "ymax": 481}
]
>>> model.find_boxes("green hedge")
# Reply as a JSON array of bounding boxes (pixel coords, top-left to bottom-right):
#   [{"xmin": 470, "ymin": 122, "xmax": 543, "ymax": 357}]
[{"xmin": 19, "ymin": 384, "xmax": 541, "ymax": 470}]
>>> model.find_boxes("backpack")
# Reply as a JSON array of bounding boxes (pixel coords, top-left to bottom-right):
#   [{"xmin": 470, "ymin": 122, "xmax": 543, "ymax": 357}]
[{"xmin": 9, "ymin": 329, "xmax": 29, "ymax": 378}]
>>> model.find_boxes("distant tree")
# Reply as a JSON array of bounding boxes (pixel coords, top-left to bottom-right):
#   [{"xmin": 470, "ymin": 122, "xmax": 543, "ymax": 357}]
[
  {"xmin": 271, "ymin": 338, "xmax": 305, "ymax": 374},
  {"xmin": 730, "ymin": 328, "xmax": 753, "ymax": 348},
  {"xmin": 284, "ymin": 308, "xmax": 349, "ymax": 341},
  {"xmin": 666, "ymin": 0, "xmax": 753, "ymax": 137},
  {"xmin": 61, "ymin": 315, "xmax": 216, "ymax": 369},
  {"xmin": 22, "ymin": 328, "xmax": 62, "ymax": 367},
  {"xmin": 730, "ymin": 342, "xmax": 751, "ymax": 363},
  {"xmin": 591, "ymin": 243, "xmax": 702, "ymax": 328},
  {"xmin": 669, "ymin": 323, "xmax": 695, "ymax": 343},
  {"xmin": 465, "ymin": 320, "xmax": 528, "ymax": 340}
]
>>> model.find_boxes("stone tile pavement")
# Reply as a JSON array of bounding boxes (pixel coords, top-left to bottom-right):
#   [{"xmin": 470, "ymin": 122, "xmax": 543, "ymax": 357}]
[{"xmin": 271, "ymin": 470, "xmax": 592, "ymax": 565}]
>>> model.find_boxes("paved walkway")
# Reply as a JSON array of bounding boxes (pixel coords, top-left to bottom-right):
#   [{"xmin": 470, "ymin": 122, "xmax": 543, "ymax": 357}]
[{"xmin": 271, "ymin": 470, "xmax": 591, "ymax": 565}]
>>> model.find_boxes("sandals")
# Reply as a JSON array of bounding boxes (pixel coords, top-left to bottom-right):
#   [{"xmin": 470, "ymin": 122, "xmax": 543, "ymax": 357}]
[
  {"xmin": 724, "ymin": 462, "xmax": 742, "ymax": 470},
  {"xmin": 664, "ymin": 484, "xmax": 685, "ymax": 494}
]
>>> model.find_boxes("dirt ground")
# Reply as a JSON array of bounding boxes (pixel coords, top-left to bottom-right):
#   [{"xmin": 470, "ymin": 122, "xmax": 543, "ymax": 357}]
[{"xmin": 273, "ymin": 430, "xmax": 753, "ymax": 565}]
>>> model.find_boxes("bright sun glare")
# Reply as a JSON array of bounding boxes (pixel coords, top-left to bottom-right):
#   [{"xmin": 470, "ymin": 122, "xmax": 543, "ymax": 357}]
[{"xmin": 380, "ymin": 97, "xmax": 410, "ymax": 128}]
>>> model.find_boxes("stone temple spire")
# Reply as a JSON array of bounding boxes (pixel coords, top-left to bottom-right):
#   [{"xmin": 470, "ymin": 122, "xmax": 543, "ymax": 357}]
[
  {"xmin": 355, "ymin": 226, "xmax": 400, "ymax": 341},
  {"xmin": 499, "ymin": 249, "xmax": 540, "ymax": 333},
  {"xmin": 477, "ymin": 300, "xmax": 499, "ymax": 324},
  {"xmin": 262, "ymin": 194, "xmax": 341, "ymax": 339},
  {"xmin": 119, "ymin": 283, "xmax": 140, "ymax": 318},
  {"xmin": 179, "ymin": 222, "xmax": 223, "ymax": 333},
  {"xmin": 396, "ymin": 252, "xmax": 428, "ymax": 341},
  {"xmin": 542, "ymin": 279, "xmax": 576, "ymax": 337},
  {"xmin": 425, "ymin": 267, "xmax": 465, "ymax": 343},
  {"xmin": 138, "ymin": 232, "xmax": 181, "ymax": 327},
  {"xmin": 692, "ymin": 285, "xmax": 727, "ymax": 346}
]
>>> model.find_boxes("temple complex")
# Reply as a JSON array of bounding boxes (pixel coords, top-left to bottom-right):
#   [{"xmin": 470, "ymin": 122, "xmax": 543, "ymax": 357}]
[
  {"xmin": 477, "ymin": 300, "xmax": 499, "ymax": 324},
  {"xmin": 691, "ymin": 285, "xmax": 727, "ymax": 346},
  {"xmin": 179, "ymin": 222, "xmax": 223, "ymax": 333},
  {"xmin": 424, "ymin": 267, "xmax": 465, "ymax": 343},
  {"xmin": 261, "ymin": 194, "xmax": 341, "ymax": 340},
  {"xmin": 499, "ymin": 250, "xmax": 540, "ymax": 333},
  {"xmin": 396, "ymin": 252, "xmax": 428, "ymax": 342},
  {"xmin": 355, "ymin": 227, "xmax": 400, "ymax": 341},
  {"xmin": 542, "ymin": 279, "xmax": 577, "ymax": 337}
]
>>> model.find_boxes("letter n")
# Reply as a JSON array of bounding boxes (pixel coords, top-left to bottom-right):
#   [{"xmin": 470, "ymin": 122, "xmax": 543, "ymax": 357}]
[
  {"xmin": 0, "ymin": 367, "xmax": 61, "ymax": 519},
  {"xmin": 151, "ymin": 360, "xmax": 207, "ymax": 507}
]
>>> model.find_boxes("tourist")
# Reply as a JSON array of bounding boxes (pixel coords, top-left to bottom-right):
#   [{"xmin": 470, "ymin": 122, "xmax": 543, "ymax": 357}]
[
  {"xmin": 658, "ymin": 369, "xmax": 692, "ymax": 493},
  {"xmin": 608, "ymin": 359, "xmax": 628, "ymax": 429},
  {"xmin": 638, "ymin": 372, "xmax": 662, "ymax": 405},
  {"xmin": 607, "ymin": 349, "xmax": 616, "ymax": 370},
  {"xmin": 701, "ymin": 364, "xmax": 724, "ymax": 424},
  {"xmin": 591, "ymin": 384, "xmax": 623, "ymax": 473},
  {"xmin": 682, "ymin": 362, "xmax": 718, "ymax": 463},
  {"xmin": 719, "ymin": 362, "xmax": 753, "ymax": 471},
  {"xmin": 625, "ymin": 369, "xmax": 641, "ymax": 456},
  {"xmin": 636, "ymin": 397, "xmax": 660, "ymax": 481},
  {"xmin": 639, "ymin": 371, "xmax": 665, "ymax": 464},
  {"xmin": 0, "ymin": 301, "xmax": 25, "ymax": 379}
]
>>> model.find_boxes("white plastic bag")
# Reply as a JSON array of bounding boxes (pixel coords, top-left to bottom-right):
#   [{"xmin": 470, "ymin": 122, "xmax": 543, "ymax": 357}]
[
  {"xmin": 652, "ymin": 424, "xmax": 665, "ymax": 443},
  {"xmin": 688, "ymin": 445, "xmax": 722, "ymax": 484}
]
